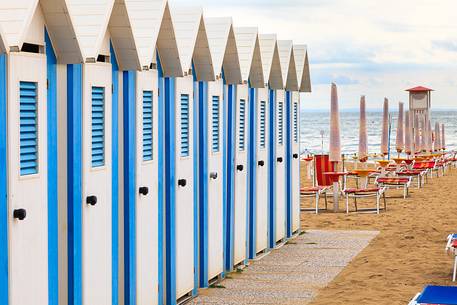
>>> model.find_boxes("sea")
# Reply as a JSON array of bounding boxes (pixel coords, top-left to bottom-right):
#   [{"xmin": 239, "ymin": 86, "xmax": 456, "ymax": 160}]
[{"xmin": 300, "ymin": 110, "xmax": 457, "ymax": 156}]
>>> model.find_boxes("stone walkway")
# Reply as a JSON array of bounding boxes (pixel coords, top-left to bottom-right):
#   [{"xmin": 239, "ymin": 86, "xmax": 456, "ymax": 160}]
[{"xmin": 192, "ymin": 230, "xmax": 379, "ymax": 305}]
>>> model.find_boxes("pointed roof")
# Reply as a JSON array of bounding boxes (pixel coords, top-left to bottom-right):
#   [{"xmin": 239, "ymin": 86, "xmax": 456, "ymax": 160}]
[
  {"xmin": 277, "ymin": 40, "xmax": 298, "ymax": 91},
  {"xmin": 155, "ymin": 2, "xmax": 182, "ymax": 77},
  {"xmin": 40, "ymin": 0, "xmax": 82, "ymax": 63},
  {"xmin": 0, "ymin": 0, "xmax": 40, "ymax": 51},
  {"xmin": 234, "ymin": 27, "xmax": 264, "ymax": 88},
  {"xmin": 258, "ymin": 34, "xmax": 283, "ymax": 90},
  {"xmin": 171, "ymin": 6, "xmax": 214, "ymax": 81},
  {"xmin": 204, "ymin": 17, "xmax": 241, "ymax": 85},
  {"xmin": 64, "ymin": 0, "xmax": 115, "ymax": 61},
  {"xmin": 293, "ymin": 44, "xmax": 311, "ymax": 92},
  {"xmin": 406, "ymin": 86, "xmax": 433, "ymax": 92},
  {"xmin": 0, "ymin": 24, "xmax": 6, "ymax": 53},
  {"xmin": 108, "ymin": 0, "xmax": 140, "ymax": 70}
]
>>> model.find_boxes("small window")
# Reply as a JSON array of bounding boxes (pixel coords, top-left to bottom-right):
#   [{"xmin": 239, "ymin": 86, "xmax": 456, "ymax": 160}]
[
  {"xmin": 293, "ymin": 102, "xmax": 299, "ymax": 143},
  {"xmin": 180, "ymin": 94, "xmax": 190, "ymax": 157},
  {"xmin": 239, "ymin": 99, "xmax": 246, "ymax": 151},
  {"xmin": 278, "ymin": 102, "xmax": 283, "ymax": 145},
  {"xmin": 143, "ymin": 91, "xmax": 153, "ymax": 161},
  {"xmin": 259, "ymin": 101, "xmax": 266, "ymax": 148},
  {"xmin": 92, "ymin": 87, "xmax": 105, "ymax": 167},
  {"xmin": 211, "ymin": 96, "xmax": 220, "ymax": 152},
  {"xmin": 19, "ymin": 81, "xmax": 38, "ymax": 175}
]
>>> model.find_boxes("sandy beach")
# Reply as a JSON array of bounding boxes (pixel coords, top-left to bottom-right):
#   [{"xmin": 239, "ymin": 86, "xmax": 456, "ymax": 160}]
[{"xmin": 300, "ymin": 160, "xmax": 457, "ymax": 305}]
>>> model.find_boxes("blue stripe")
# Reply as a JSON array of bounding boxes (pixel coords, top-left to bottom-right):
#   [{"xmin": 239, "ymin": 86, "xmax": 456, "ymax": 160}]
[
  {"xmin": 198, "ymin": 81, "xmax": 209, "ymax": 287},
  {"xmin": 67, "ymin": 63, "xmax": 83, "ymax": 305},
  {"xmin": 164, "ymin": 76, "xmax": 177, "ymax": 304},
  {"xmin": 285, "ymin": 91, "xmax": 292, "ymax": 238},
  {"xmin": 0, "ymin": 53, "xmax": 8, "ymax": 305},
  {"xmin": 248, "ymin": 87, "xmax": 257, "ymax": 259},
  {"xmin": 192, "ymin": 79, "xmax": 199, "ymax": 294},
  {"xmin": 222, "ymin": 81, "xmax": 227, "ymax": 275},
  {"xmin": 45, "ymin": 29, "xmax": 58, "ymax": 305},
  {"xmin": 110, "ymin": 43, "xmax": 119, "ymax": 305},
  {"xmin": 123, "ymin": 71, "xmax": 136, "ymax": 305},
  {"xmin": 157, "ymin": 56, "xmax": 165, "ymax": 305},
  {"xmin": 268, "ymin": 89, "xmax": 276, "ymax": 249},
  {"xmin": 224, "ymin": 83, "xmax": 236, "ymax": 271}
]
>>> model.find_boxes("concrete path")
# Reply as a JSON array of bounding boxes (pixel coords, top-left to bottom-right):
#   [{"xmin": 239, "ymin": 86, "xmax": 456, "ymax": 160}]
[{"xmin": 192, "ymin": 230, "xmax": 379, "ymax": 305}]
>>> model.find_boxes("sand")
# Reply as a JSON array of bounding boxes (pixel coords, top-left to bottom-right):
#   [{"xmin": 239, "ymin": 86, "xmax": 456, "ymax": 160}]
[{"xmin": 300, "ymin": 161, "xmax": 457, "ymax": 305}]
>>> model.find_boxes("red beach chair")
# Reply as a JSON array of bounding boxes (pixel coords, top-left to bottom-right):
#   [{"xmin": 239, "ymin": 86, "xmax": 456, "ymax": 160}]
[
  {"xmin": 375, "ymin": 176, "xmax": 412, "ymax": 199},
  {"xmin": 300, "ymin": 155, "xmax": 334, "ymax": 214},
  {"xmin": 343, "ymin": 186, "xmax": 386, "ymax": 214},
  {"xmin": 446, "ymin": 234, "xmax": 457, "ymax": 282}
]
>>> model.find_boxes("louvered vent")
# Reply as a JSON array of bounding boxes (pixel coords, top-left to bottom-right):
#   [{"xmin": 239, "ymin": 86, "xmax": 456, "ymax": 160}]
[
  {"xmin": 212, "ymin": 96, "xmax": 220, "ymax": 152},
  {"xmin": 20, "ymin": 81, "xmax": 38, "ymax": 175},
  {"xmin": 278, "ymin": 102, "xmax": 283, "ymax": 145},
  {"xmin": 239, "ymin": 99, "xmax": 246, "ymax": 151},
  {"xmin": 91, "ymin": 87, "xmax": 105, "ymax": 167},
  {"xmin": 293, "ymin": 102, "xmax": 298, "ymax": 143},
  {"xmin": 180, "ymin": 94, "xmax": 190, "ymax": 157},
  {"xmin": 143, "ymin": 91, "xmax": 153, "ymax": 161},
  {"xmin": 259, "ymin": 101, "xmax": 266, "ymax": 148}
]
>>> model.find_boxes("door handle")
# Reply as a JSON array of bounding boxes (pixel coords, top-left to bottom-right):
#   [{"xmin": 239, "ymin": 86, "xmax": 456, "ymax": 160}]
[
  {"xmin": 277, "ymin": 157, "xmax": 283, "ymax": 163},
  {"xmin": 86, "ymin": 195, "xmax": 97, "ymax": 206},
  {"xmin": 178, "ymin": 179, "xmax": 187, "ymax": 187},
  {"xmin": 210, "ymin": 172, "xmax": 218, "ymax": 180},
  {"xmin": 139, "ymin": 186, "xmax": 149, "ymax": 196},
  {"xmin": 236, "ymin": 165, "xmax": 244, "ymax": 172},
  {"xmin": 13, "ymin": 208, "xmax": 26, "ymax": 220},
  {"xmin": 258, "ymin": 160, "xmax": 265, "ymax": 167},
  {"xmin": 293, "ymin": 153, "xmax": 299, "ymax": 159}
]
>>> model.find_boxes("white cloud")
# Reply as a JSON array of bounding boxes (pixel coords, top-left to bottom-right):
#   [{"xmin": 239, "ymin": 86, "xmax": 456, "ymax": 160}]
[{"xmin": 170, "ymin": 0, "xmax": 457, "ymax": 109}]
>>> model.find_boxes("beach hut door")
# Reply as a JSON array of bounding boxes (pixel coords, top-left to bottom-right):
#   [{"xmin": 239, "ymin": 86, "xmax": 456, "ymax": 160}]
[
  {"xmin": 82, "ymin": 63, "xmax": 112, "ymax": 305},
  {"xmin": 135, "ymin": 71, "xmax": 159, "ymax": 304},
  {"xmin": 275, "ymin": 91, "xmax": 286, "ymax": 242},
  {"xmin": 291, "ymin": 94, "xmax": 300, "ymax": 233},
  {"xmin": 8, "ymin": 53, "xmax": 48, "ymax": 305},
  {"xmin": 175, "ymin": 77, "xmax": 195, "ymax": 298}
]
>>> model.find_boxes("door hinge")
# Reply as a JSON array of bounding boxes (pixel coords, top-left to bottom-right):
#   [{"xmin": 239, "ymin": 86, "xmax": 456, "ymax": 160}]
[
  {"xmin": 158, "ymin": 88, "xmax": 160, "ymax": 97},
  {"xmin": 46, "ymin": 79, "xmax": 49, "ymax": 89},
  {"xmin": 112, "ymin": 84, "xmax": 114, "ymax": 93}
]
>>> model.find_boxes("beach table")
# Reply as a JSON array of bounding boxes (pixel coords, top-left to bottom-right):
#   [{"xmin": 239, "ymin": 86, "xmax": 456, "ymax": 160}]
[
  {"xmin": 352, "ymin": 169, "xmax": 376, "ymax": 188},
  {"xmin": 323, "ymin": 172, "xmax": 347, "ymax": 212},
  {"xmin": 412, "ymin": 285, "xmax": 457, "ymax": 305}
]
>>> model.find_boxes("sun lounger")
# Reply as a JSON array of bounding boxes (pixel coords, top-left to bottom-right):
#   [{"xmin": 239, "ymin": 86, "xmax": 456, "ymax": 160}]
[
  {"xmin": 446, "ymin": 234, "xmax": 457, "ymax": 281},
  {"xmin": 301, "ymin": 155, "xmax": 334, "ymax": 214},
  {"xmin": 343, "ymin": 187, "xmax": 386, "ymax": 214},
  {"xmin": 408, "ymin": 285, "xmax": 457, "ymax": 305},
  {"xmin": 375, "ymin": 176, "xmax": 412, "ymax": 199},
  {"xmin": 396, "ymin": 169, "xmax": 426, "ymax": 188}
]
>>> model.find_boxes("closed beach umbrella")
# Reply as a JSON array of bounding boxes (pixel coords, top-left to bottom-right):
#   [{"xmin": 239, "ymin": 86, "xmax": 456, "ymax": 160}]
[
  {"xmin": 426, "ymin": 116, "xmax": 433, "ymax": 153},
  {"xmin": 404, "ymin": 111, "xmax": 412, "ymax": 155},
  {"xmin": 358, "ymin": 96, "xmax": 368, "ymax": 162},
  {"xmin": 442, "ymin": 124, "xmax": 446, "ymax": 151},
  {"xmin": 434, "ymin": 122, "xmax": 441, "ymax": 151},
  {"xmin": 414, "ymin": 115, "xmax": 422, "ymax": 153},
  {"xmin": 395, "ymin": 102, "xmax": 404, "ymax": 153},
  {"xmin": 380, "ymin": 98, "xmax": 389, "ymax": 156},
  {"xmin": 329, "ymin": 83, "xmax": 341, "ymax": 162}
]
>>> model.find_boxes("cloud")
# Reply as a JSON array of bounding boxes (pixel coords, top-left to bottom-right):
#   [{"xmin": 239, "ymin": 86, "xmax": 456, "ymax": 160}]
[{"xmin": 432, "ymin": 40, "xmax": 457, "ymax": 52}]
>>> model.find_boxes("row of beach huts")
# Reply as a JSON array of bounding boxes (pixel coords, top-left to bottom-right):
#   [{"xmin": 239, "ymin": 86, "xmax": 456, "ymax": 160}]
[{"xmin": 0, "ymin": 1, "xmax": 311, "ymax": 305}]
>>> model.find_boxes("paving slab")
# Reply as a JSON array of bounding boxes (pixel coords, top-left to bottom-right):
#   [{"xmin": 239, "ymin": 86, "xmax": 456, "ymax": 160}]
[{"xmin": 191, "ymin": 230, "xmax": 378, "ymax": 305}]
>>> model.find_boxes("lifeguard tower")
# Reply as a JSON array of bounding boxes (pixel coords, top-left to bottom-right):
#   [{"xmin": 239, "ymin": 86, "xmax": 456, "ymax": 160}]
[{"xmin": 406, "ymin": 86, "xmax": 433, "ymax": 128}]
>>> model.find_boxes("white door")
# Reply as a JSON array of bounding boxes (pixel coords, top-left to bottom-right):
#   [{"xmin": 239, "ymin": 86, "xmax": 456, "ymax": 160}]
[
  {"xmin": 8, "ymin": 53, "xmax": 48, "ymax": 305},
  {"xmin": 291, "ymin": 93, "xmax": 300, "ymax": 233},
  {"xmin": 207, "ymin": 81, "xmax": 224, "ymax": 279},
  {"xmin": 136, "ymin": 71, "xmax": 159, "ymax": 304},
  {"xmin": 275, "ymin": 89, "xmax": 286, "ymax": 243},
  {"xmin": 82, "ymin": 63, "xmax": 112, "ymax": 305},
  {"xmin": 175, "ymin": 76, "xmax": 195, "ymax": 298},
  {"xmin": 234, "ymin": 85, "xmax": 248, "ymax": 265},
  {"xmin": 255, "ymin": 88, "xmax": 269, "ymax": 253}
]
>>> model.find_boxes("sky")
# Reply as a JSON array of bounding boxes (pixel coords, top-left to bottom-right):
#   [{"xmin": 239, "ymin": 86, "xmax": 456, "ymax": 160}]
[{"xmin": 171, "ymin": 0, "xmax": 457, "ymax": 110}]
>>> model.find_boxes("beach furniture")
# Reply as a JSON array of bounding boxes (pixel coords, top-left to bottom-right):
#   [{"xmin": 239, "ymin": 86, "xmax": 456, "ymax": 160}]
[
  {"xmin": 375, "ymin": 176, "xmax": 412, "ymax": 199},
  {"xmin": 408, "ymin": 285, "xmax": 457, "ymax": 305},
  {"xmin": 300, "ymin": 154, "xmax": 334, "ymax": 213},
  {"xmin": 343, "ymin": 186, "xmax": 386, "ymax": 214},
  {"xmin": 446, "ymin": 234, "xmax": 457, "ymax": 281},
  {"xmin": 396, "ymin": 169, "xmax": 426, "ymax": 188}
]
